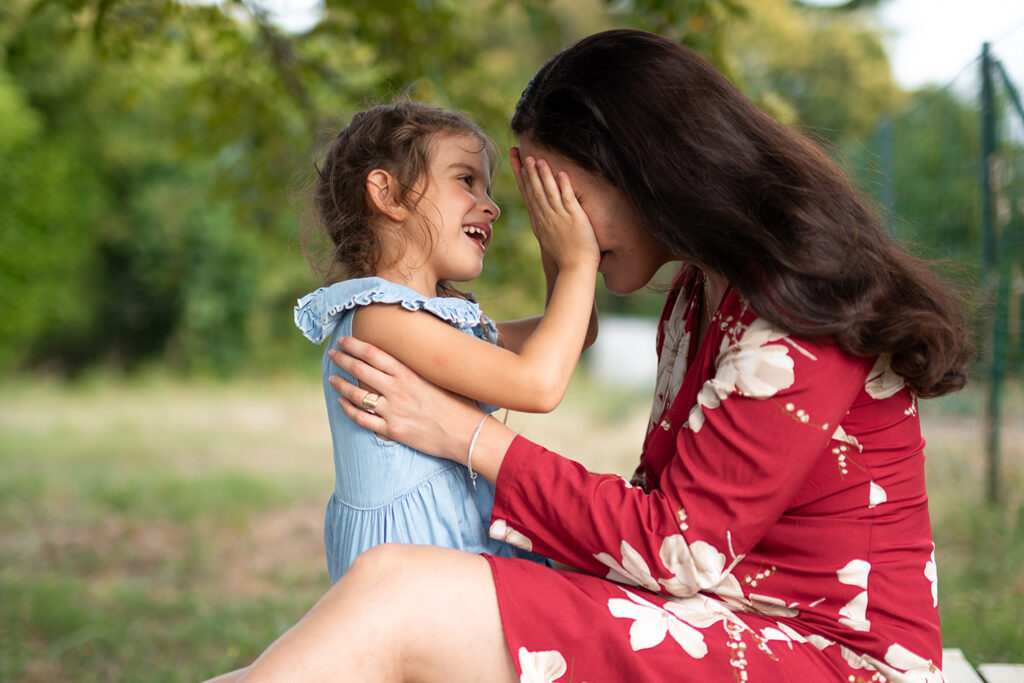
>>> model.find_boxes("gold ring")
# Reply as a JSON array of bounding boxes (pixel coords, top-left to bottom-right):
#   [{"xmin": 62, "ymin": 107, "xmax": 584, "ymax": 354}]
[{"xmin": 361, "ymin": 392, "xmax": 380, "ymax": 411}]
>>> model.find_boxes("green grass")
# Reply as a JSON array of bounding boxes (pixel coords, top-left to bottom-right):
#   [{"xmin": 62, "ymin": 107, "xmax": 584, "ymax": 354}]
[
  {"xmin": 919, "ymin": 379, "xmax": 1024, "ymax": 662},
  {"xmin": 0, "ymin": 373, "xmax": 1020, "ymax": 679},
  {"xmin": 0, "ymin": 374, "xmax": 333, "ymax": 681}
]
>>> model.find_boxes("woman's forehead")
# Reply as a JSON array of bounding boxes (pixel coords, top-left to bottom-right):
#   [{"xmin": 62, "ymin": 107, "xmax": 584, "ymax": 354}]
[{"xmin": 518, "ymin": 138, "xmax": 602, "ymax": 189}]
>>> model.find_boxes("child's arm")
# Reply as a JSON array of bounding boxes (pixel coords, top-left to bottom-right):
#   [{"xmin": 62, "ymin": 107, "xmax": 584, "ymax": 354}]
[
  {"xmin": 351, "ymin": 157, "xmax": 599, "ymax": 413},
  {"xmin": 495, "ymin": 247, "xmax": 599, "ymax": 354},
  {"xmin": 494, "ymin": 146, "xmax": 598, "ymax": 354}
]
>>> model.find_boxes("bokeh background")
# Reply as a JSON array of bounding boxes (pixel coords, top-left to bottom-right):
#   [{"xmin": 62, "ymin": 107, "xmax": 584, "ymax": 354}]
[{"xmin": 1, "ymin": 0, "xmax": 1022, "ymax": 679}]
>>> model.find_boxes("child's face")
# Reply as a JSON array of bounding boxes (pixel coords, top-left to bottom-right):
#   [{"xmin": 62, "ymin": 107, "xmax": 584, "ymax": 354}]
[{"xmin": 413, "ymin": 133, "xmax": 500, "ymax": 286}]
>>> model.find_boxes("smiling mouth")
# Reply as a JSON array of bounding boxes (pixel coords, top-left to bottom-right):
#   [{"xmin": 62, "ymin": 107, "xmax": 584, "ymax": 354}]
[{"xmin": 462, "ymin": 224, "xmax": 491, "ymax": 250}]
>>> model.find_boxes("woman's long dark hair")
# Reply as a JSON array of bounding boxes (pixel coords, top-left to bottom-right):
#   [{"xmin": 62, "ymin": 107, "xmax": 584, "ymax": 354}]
[{"xmin": 512, "ymin": 29, "xmax": 972, "ymax": 398}]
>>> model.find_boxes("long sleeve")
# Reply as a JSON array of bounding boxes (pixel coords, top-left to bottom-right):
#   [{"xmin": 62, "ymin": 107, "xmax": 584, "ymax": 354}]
[
  {"xmin": 485, "ymin": 284, "xmax": 942, "ymax": 681},
  {"xmin": 489, "ymin": 310, "xmax": 873, "ymax": 601}
]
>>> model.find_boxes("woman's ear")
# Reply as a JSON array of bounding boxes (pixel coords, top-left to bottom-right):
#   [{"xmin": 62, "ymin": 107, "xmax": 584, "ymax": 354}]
[{"xmin": 366, "ymin": 170, "xmax": 406, "ymax": 222}]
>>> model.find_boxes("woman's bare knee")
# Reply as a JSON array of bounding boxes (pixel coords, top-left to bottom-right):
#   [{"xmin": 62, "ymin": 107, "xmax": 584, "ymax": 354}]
[
  {"xmin": 237, "ymin": 545, "xmax": 516, "ymax": 682},
  {"xmin": 344, "ymin": 543, "xmax": 410, "ymax": 588},
  {"xmin": 356, "ymin": 545, "xmax": 517, "ymax": 683}
]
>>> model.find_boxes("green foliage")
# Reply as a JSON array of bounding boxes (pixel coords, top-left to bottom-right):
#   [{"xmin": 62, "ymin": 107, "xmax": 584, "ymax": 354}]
[
  {"xmin": 724, "ymin": 0, "xmax": 899, "ymax": 138},
  {"xmin": 0, "ymin": 0, "xmax": 971, "ymax": 377},
  {"xmin": 1, "ymin": 0, "xmax": 579, "ymax": 375},
  {"xmin": 843, "ymin": 64, "xmax": 1024, "ymax": 376},
  {"xmin": 603, "ymin": 0, "xmax": 748, "ymax": 70},
  {"xmin": 863, "ymin": 88, "xmax": 983, "ymax": 263}
]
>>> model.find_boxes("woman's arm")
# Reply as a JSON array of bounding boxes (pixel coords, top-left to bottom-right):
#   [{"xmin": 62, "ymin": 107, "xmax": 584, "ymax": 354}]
[
  {"xmin": 353, "ymin": 156, "xmax": 598, "ymax": 414},
  {"xmin": 332, "ymin": 318, "xmax": 874, "ymax": 588},
  {"xmin": 329, "ymin": 336, "xmax": 513, "ymax": 482}
]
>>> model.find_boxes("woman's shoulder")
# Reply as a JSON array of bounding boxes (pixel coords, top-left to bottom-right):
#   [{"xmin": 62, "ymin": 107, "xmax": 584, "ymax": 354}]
[
  {"xmin": 294, "ymin": 277, "xmax": 486, "ymax": 344},
  {"xmin": 720, "ymin": 293, "xmax": 876, "ymax": 380}
]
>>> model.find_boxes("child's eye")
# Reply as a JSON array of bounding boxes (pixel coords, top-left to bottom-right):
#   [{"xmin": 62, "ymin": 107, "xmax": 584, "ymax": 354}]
[{"xmin": 458, "ymin": 175, "xmax": 473, "ymax": 186}]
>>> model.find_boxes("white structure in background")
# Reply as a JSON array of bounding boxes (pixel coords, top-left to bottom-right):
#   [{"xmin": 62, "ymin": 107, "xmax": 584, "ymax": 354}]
[{"xmin": 587, "ymin": 316, "xmax": 659, "ymax": 388}]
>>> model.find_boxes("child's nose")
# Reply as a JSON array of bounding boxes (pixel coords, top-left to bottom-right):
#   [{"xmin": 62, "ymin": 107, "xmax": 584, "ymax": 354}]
[{"xmin": 484, "ymin": 197, "xmax": 500, "ymax": 222}]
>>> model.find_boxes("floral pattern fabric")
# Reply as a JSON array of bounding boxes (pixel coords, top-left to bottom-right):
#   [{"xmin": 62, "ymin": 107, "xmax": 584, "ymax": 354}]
[{"xmin": 484, "ymin": 266, "xmax": 944, "ymax": 682}]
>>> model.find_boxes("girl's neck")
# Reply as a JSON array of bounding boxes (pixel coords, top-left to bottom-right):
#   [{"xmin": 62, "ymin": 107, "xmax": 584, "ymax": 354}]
[
  {"xmin": 375, "ymin": 263, "xmax": 438, "ymax": 299},
  {"xmin": 373, "ymin": 224, "xmax": 440, "ymax": 298}
]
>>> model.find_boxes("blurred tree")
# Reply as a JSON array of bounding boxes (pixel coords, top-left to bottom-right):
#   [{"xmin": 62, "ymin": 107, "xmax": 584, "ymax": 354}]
[
  {"xmin": 600, "ymin": 0, "xmax": 747, "ymax": 71},
  {"xmin": 0, "ymin": 0, "xmax": 912, "ymax": 374},
  {"xmin": 882, "ymin": 88, "xmax": 982, "ymax": 265},
  {"xmin": 0, "ymin": 5, "xmax": 108, "ymax": 371},
  {"xmin": 723, "ymin": 0, "xmax": 900, "ymax": 139},
  {"xmin": 0, "ymin": 0, "xmax": 548, "ymax": 372}
]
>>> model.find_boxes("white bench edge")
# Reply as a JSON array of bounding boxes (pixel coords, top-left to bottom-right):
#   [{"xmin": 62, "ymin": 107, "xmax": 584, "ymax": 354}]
[{"xmin": 943, "ymin": 648, "xmax": 987, "ymax": 683}]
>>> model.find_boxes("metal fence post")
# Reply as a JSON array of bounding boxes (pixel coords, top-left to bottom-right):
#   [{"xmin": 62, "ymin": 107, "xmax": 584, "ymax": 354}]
[{"xmin": 980, "ymin": 42, "xmax": 1002, "ymax": 504}]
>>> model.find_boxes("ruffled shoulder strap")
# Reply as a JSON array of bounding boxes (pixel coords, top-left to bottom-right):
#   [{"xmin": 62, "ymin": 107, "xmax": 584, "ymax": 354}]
[{"xmin": 294, "ymin": 277, "xmax": 486, "ymax": 344}]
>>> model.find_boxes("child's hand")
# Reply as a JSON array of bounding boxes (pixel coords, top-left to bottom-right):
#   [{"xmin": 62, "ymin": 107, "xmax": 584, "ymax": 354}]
[{"xmin": 511, "ymin": 148, "xmax": 600, "ymax": 271}]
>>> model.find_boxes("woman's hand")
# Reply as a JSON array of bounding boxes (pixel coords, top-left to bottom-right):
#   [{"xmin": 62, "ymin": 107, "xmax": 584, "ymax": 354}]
[
  {"xmin": 511, "ymin": 147, "xmax": 600, "ymax": 272},
  {"xmin": 328, "ymin": 336, "xmax": 490, "ymax": 463}
]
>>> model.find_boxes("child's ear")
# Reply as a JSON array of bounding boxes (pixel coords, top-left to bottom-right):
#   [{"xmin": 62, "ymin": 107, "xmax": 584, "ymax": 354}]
[{"xmin": 366, "ymin": 170, "xmax": 406, "ymax": 222}]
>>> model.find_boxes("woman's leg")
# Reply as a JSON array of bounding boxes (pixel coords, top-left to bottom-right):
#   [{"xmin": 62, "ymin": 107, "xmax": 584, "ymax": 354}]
[{"xmin": 231, "ymin": 543, "xmax": 518, "ymax": 683}]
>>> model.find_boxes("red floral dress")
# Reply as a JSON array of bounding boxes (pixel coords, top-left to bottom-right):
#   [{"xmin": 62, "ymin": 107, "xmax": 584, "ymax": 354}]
[{"xmin": 484, "ymin": 267, "xmax": 943, "ymax": 683}]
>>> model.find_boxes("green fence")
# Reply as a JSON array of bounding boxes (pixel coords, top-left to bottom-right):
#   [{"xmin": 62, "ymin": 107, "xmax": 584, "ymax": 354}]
[{"xmin": 853, "ymin": 42, "xmax": 1024, "ymax": 503}]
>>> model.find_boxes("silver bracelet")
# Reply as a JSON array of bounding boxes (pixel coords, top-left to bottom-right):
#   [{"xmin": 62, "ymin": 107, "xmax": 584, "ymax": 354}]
[{"xmin": 466, "ymin": 414, "xmax": 489, "ymax": 490}]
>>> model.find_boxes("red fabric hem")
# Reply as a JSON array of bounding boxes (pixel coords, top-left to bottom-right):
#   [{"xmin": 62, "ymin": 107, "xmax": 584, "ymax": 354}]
[
  {"xmin": 492, "ymin": 433, "xmax": 537, "ymax": 523},
  {"xmin": 482, "ymin": 553, "xmax": 521, "ymax": 676}
]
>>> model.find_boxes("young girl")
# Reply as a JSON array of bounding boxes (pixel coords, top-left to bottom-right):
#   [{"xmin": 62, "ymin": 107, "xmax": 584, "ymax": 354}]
[{"xmin": 293, "ymin": 102, "xmax": 599, "ymax": 582}]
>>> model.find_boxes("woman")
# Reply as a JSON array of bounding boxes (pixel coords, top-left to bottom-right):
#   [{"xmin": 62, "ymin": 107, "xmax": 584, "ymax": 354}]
[{"xmin": 211, "ymin": 29, "xmax": 971, "ymax": 682}]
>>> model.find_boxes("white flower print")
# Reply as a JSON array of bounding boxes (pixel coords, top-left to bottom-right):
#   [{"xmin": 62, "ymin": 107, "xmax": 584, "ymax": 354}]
[
  {"xmin": 688, "ymin": 318, "xmax": 795, "ymax": 432},
  {"xmin": 839, "ymin": 592, "xmax": 870, "ymax": 632},
  {"xmin": 594, "ymin": 540, "xmax": 660, "ymax": 592},
  {"xmin": 831, "ymin": 425, "xmax": 863, "ymax": 452},
  {"xmin": 675, "ymin": 507, "xmax": 689, "ymax": 531},
  {"xmin": 806, "ymin": 634, "xmax": 835, "ymax": 651},
  {"xmin": 837, "ymin": 559, "xmax": 871, "ymax": 632},
  {"xmin": 701, "ymin": 573, "xmax": 800, "ymax": 619},
  {"xmin": 658, "ymin": 535, "xmax": 744, "ymax": 597},
  {"xmin": 925, "ymin": 545, "xmax": 938, "ymax": 608},
  {"xmin": 838, "ymin": 643, "xmax": 944, "ymax": 683},
  {"xmin": 664, "ymin": 592, "xmax": 749, "ymax": 631},
  {"xmin": 839, "ymin": 645, "xmax": 882, "ymax": 676},
  {"xmin": 760, "ymin": 621, "xmax": 808, "ymax": 649},
  {"xmin": 905, "ymin": 394, "xmax": 919, "ymax": 417},
  {"xmin": 866, "ymin": 354, "xmax": 905, "ymax": 399},
  {"xmin": 837, "ymin": 559, "xmax": 870, "ymax": 588},
  {"xmin": 883, "ymin": 643, "xmax": 943, "ymax": 683},
  {"xmin": 517, "ymin": 647, "xmax": 567, "ymax": 683},
  {"xmin": 608, "ymin": 589, "xmax": 717, "ymax": 658},
  {"xmin": 746, "ymin": 593, "xmax": 800, "ymax": 618},
  {"xmin": 869, "ymin": 480, "xmax": 887, "ymax": 508},
  {"xmin": 490, "ymin": 519, "xmax": 534, "ymax": 553},
  {"xmin": 705, "ymin": 576, "xmax": 748, "ymax": 612},
  {"xmin": 648, "ymin": 294, "xmax": 691, "ymax": 433}
]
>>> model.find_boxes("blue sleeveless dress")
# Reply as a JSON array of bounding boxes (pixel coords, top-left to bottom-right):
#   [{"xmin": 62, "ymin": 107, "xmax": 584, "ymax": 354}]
[{"xmin": 295, "ymin": 277, "xmax": 547, "ymax": 583}]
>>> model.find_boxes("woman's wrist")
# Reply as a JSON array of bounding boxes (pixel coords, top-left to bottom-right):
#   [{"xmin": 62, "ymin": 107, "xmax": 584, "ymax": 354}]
[{"xmin": 461, "ymin": 415, "xmax": 516, "ymax": 484}]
